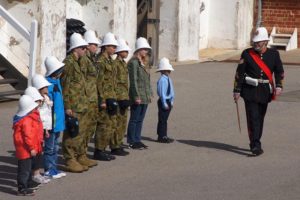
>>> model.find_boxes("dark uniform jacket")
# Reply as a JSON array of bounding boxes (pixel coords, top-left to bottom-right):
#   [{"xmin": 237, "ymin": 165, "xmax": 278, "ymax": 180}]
[{"xmin": 233, "ymin": 48, "xmax": 284, "ymax": 104}]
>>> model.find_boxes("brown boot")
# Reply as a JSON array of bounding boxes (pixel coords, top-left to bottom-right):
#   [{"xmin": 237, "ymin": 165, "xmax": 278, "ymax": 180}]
[
  {"xmin": 78, "ymin": 155, "xmax": 98, "ymax": 168},
  {"xmin": 65, "ymin": 159, "xmax": 85, "ymax": 173}
]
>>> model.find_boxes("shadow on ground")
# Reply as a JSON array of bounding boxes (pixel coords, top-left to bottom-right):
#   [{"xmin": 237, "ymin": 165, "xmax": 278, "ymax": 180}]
[
  {"xmin": 0, "ymin": 153, "xmax": 18, "ymax": 195},
  {"xmin": 177, "ymin": 140, "xmax": 253, "ymax": 156}
]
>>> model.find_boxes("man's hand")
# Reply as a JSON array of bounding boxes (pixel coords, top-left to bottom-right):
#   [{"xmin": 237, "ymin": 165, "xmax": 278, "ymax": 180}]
[
  {"xmin": 275, "ymin": 87, "xmax": 282, "ymax": 96},
  {"xmin": 100, "ymin": 103, "xmax": 107, "ymax": 109},
  {"xmin": 135, "ymin": 98, "xmax": 141, "ymax": 105},
  {"xmin": 66, "ymin": 109, "xmax": 73, "ymax": 116},
  {"xmin": 233, "ymin": 93, "xmax": 240, "ymax": 102}
]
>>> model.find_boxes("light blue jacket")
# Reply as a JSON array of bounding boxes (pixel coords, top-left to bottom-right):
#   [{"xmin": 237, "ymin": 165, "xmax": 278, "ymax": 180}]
[
  {"xmin": 46, "ymin": 77, "xmax": 65, "ymax": 132},
  {"xmin": 157, "ymin": 74, "xmax": 175, "ymax": 109}
]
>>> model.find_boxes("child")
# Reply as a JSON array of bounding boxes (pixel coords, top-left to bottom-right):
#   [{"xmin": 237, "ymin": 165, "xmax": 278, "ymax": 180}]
[
  {"xmin": 24, "ymin": 86, "xmax": 51, "ymax": 185},
  {"xmin": 156, "ymin": 58, "xmax": 175, "ymax": 143},
  {"xmin": 13, "ymin": 95, "xmax": 43, "ymax": 196},
  {"xmin": 44, "ymin": 56, "xmax": 67, "ymax": 178}
]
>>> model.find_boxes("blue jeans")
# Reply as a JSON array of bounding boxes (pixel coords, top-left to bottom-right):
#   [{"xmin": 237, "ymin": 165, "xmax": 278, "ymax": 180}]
[
  {"xmin": 44, "ymin": 131, "xmax": 60, "ymax": 172},
  {"xmin": 127, "ymin": 104, "xmax": 148, "ymax": 144}
]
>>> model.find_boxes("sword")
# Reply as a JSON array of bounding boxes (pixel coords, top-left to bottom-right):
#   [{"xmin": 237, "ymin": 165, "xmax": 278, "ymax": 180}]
[{"xmin": 235, "ymin": 100, "xmax": 241, "ymax": 134}]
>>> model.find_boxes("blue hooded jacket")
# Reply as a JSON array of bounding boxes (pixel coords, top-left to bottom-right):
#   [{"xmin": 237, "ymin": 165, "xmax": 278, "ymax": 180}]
[{"xmin": 46, "ymin": 77, "xmax": 65, "ymax": 132}]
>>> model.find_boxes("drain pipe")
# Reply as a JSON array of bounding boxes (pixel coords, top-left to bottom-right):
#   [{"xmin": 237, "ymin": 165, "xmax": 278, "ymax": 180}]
[{"xmin": 256, "ymin": 0, "xmax": 262, "ymax": 28}]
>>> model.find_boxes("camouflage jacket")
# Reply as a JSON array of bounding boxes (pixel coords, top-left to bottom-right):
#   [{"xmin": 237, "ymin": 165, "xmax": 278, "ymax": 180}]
[
  {"xmin": 95, "ymin": 53, "xmax": 117, "ymax": 102},
  {"xmin": 79, "ymin": 52, "xmax": 98, "ymax": 103},
  {"xmin": 115, "ymin": 57, "xmax": 129, "ymax": 101},
  {"xmin": 61, "ymin": 53, "xmax": 88, "ymax": 113},
  {"xmin": 128, "ymin": 56, "xmax": 152, "ymax": 104}
]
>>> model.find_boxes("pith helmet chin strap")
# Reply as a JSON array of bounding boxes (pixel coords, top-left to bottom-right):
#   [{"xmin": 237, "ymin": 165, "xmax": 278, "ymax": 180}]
[{"xmin": 254, "ymin": 41, "xmax": 268, "ymax": 52}]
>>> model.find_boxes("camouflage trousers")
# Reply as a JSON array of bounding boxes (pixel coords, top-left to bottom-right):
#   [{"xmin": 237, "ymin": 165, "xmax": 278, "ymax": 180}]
[
  {"xmin": 62, "ymin": 111, "xmax": 88, "ymax": 161},
  {"xmin": 110, "ymin": 108, "xmax": 128, "ymax": 149},
  {"xmin": 84, "ymin": 102, "xmax": 98, "ymax": 150},
  {"xmin": 94, "ymin": 109, "xmax": 117, "ymax": 151}
]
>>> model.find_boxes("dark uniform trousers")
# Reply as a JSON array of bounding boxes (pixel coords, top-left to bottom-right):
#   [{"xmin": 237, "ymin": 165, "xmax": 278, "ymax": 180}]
[
  {"xmin": 244, "ymin": 101, "xmax": 268, "ymax": 149},
  {"xmin": 157, "ymin": 99, "xmax": 172, "ymax": 138}
]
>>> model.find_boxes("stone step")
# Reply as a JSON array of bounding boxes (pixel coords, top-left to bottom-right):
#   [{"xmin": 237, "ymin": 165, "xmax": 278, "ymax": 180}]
[
  {"xmin": 0, "ymin": 78, "xmax": 19, "ymax": 85},
  {"xmin": 0, "ymin": 90, "xmax": 23, "ymax": 97},
  {"xmin": 269, "ymin": 43, "xmax": 288, "ymax": 47},
  {"xmin": 271, "ymin": 33, "xmax": 292, "ymax": 38}
]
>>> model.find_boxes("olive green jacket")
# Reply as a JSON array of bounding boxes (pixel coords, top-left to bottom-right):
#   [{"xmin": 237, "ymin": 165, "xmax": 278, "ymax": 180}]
[
  {"xmin": 128, "ymin": 57, "xmax": 152, "ymax": 104},
  {"xmin": 61, "ymin": 53, "xmax": 88, "ymax": 113},
  {"xmin": 96, "ymin": 53, "xmax": 117, "ymax": 102},
  {"xmin": 115, "ymin": 57, "xmax": 129, "ymax": 101},
  {"xmin": 79, "ymin": 52, "xmax": 98, "ymax": 103}
]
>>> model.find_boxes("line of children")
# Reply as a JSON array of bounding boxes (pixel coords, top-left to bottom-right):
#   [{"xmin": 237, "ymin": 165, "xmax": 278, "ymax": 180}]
[{"xmin": 12, "ymin": 33, "xmax": 176, "ymax": 195}]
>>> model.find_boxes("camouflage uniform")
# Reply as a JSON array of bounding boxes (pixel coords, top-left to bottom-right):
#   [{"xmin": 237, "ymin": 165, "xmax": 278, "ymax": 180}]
[
  {"xmin": 79, "ymin": 52, "xmax": 98, "ymax": 149},
  {"xmin": 110, "ymin": 57, "xmax": 129, "ymax": 149},
  {"xmin": 61, "ymin": 53, "xmax": 89, "ymax": 171},
  {"xmin": 94, "ymin": 53, "xmax": 117, "ymax": 151}
]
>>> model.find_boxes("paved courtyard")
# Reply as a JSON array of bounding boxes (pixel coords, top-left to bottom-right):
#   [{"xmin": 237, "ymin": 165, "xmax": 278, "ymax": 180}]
[{"xmin": 0, "ymin": 61, "xmax": 300, "ymax": 200}]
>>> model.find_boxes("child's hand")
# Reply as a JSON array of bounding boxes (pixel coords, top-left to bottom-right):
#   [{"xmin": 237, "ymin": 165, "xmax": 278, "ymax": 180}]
[
  {"xmin": 66, "ymin": 109, "xmax": 73, "ymax": 116},
  {"xmin": 45, "ymin": 130, "xmax": 50, "ymax": 138},
  {"xmin": 30, "ymin": 150, "xmax": 37, "ymax": 157},
  {"xmin": 164, "ymin": 105, "xmax": 170, "ymax": 110}
]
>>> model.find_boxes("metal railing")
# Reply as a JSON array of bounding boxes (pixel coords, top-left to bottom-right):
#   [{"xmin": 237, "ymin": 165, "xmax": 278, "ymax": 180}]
[{"xmin": 0, "ymin": 5, "xmax": 38, "ymax": 86}]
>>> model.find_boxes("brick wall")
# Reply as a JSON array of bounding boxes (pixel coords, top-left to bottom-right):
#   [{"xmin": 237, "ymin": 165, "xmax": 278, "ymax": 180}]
[{"xmin": 254, "ymin": 0, "xmax": 300, "ymax": 47}]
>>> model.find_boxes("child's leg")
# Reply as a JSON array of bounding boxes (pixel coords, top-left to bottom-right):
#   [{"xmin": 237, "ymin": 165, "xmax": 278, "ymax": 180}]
[
  {"xmin": 44, "ymin": 132, "xmax": 57, "ymax": 172},
  {"xmin": 17, "ymin": 158, "xmax": 32, "ymax": 190},
  {"xmin": 157, "ymin": 100, "xmax": 172, "ymax": 138}
]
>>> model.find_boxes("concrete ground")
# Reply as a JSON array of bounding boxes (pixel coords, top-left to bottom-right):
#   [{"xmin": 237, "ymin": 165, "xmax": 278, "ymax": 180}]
[{"xmin": 0, "ymin": 62, "xmax": 300, "ymax": 200}]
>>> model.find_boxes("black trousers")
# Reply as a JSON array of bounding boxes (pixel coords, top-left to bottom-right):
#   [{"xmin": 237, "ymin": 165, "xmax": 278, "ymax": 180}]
[
  {"xmin": 244, "ymin": 100, "xmax": 268, "ymax": 149},
  {"xmin": 157, "ymin": 99, "xmax": 172, "ymax": 138},
  {"xmin": 17, "ymin": 154, "xmax": 43, "ymax": 190}
]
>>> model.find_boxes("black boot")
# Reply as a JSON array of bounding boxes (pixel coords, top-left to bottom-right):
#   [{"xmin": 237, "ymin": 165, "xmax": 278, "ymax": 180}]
[
  {"xmin": 93, "ymin": 149, "xmax": 112, "ymax": 161},
  {"xmin": 111, "ymin": 148, "xmax": 129, "ymax": 156}
]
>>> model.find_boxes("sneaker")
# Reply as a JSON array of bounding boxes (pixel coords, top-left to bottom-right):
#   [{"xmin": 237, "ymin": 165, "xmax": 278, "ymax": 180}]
[
  {"xmin": 27, "ymin": 180, "xmax": 41, "ymax": 190},
  {"xmin": 17, "ymin": 188, "xmax": 35, "ymax": 196},
  {"xmin": 157, "ymin": 136, "xmax": 174, "ymax": 143},
  {"xmin": 44, "ymin": 169, "xmax": 63, "ymax": 179},
  {"xmin": 32, "ymin": 174, "xmax": 51, "ymax": 184},
  {"xmin": 55, "ymin": 169, "xmax": 67, "ymax": 178},
  {"xmin": 129, "ymin": 143, "xmax": 144, "ymax": 150},
  {"xmin": 251, "ymin": 147, "xmax": 264, "ymax": 156},
  {"xmin": 137, "ymin": 142, "xmax": 148, "ymax": 149}
]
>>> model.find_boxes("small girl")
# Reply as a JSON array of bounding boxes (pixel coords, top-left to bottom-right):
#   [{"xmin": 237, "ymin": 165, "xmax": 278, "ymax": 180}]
[
  {"xmin": 13, "ymin": 95, "xmax": 43, "ymax": 196},
  {"xmin": 156, "ymin": 58, "xmax": 175, "ymax": 143}
]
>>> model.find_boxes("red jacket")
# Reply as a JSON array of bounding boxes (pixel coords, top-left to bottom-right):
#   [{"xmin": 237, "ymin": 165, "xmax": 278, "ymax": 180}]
[{"xmin": 13, "ymin": 109, "xmax": 43, "ymax": 160}]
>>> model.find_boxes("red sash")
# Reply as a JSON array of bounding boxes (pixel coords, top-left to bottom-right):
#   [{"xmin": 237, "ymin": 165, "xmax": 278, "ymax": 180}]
[{"xmin": 248, "ymin": 49, "xmax": 275, "ymax": 100}]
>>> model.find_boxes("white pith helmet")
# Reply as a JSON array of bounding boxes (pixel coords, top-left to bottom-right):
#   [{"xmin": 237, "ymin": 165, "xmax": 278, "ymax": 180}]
[
  {"xmin": 24, "ymin": 86, "xmax": 43, "ymax": 102},
  {"xmin": 100, "ymin": 32, "xmax": 118, "ymax": 47},
  {"xmin": 135, "ymin": 37, "xmax": 151, "ymax": 52},
  {"xmin": 68, "ymin": 33, "xmax": 88, "ymax": 52},
  {"xmin": 84, "ymin": 30, "xmax": 100, "ymax": 45},
  {"xmin": 16, "ymin": 95, "xmax": 39, "ymax": 117},
  {"xmin": 156, "ymin": 57, "xmax": 174, "ymax": 72},
  {"xmin": 32, "ymin": 74, "xmax": 51, "ymax": 90},
  {"xmin": 252, "ymin": 27, "xmax": 270, "ymax": 42},
  {"xmin": 45, "ymin": 56, "xmax": 65, "ymax": 77},
  {"xmin": 115, "ymin": 38, "xmax": 131, "ymax": 53}
]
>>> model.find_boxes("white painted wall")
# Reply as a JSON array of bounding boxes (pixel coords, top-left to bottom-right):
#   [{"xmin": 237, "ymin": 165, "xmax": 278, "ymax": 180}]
[
  {"xmin": 207, "ymin": 0, "xmax": 253, "ymax": 49},
  {"xmin": 39, "ymin": 0, "xmax": 66, "ymax": 74},
  {"xmin": 199, "ymin": 0, "xmax": 210, "ymax": 50},
  {"xmin": 159, "ymin": 0, "xmax": 178, "ymax": 61},
  {"xmin": 177, "ymin": 0, "xmax": 200, "ymax": 61},
  {"xmin": 113, "ymin": 0, "xmax": 136, "ymax": 57},
  {"xmin": 66, "ymin": 0, "xmax": 83, "ymax": 21},
  {"xmin": 208, "ymin": 0, "xmax": 238, "ymax": 48}
]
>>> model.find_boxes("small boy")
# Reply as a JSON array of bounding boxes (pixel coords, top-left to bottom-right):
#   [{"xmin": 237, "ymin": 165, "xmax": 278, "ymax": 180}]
[
  {"xmin": 13, "ymin": 95, "xmax": 43, "ymax": 196},
  {"xmin": 156, "ymin": 58, "xmax": 175, "ymax": 143},
  {"xmin": 43, "ymin": 56, "xmax": 66, "ymax": 178}
]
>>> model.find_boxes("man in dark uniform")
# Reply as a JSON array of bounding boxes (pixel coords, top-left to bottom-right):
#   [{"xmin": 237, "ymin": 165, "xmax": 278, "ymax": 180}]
[{"xmin": 233, "ymin": 27, "xmax": 284, "ymax": 156}]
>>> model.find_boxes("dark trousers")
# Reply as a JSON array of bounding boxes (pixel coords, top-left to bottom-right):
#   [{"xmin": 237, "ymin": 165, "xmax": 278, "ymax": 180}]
[
  {"xmin": 157, "ymin": 100, "xmax": 172, "ymax": 138},
  {"xmin": 244, "ymin": 101, "xmax": 268, "ymax": 149},
  {"xmin": 17, "ymin": 154, "xmax": 43, "ymax": 190},
  {"xmin": 127, "ymin": 104, "xmax": 148, "ymax": 144}
]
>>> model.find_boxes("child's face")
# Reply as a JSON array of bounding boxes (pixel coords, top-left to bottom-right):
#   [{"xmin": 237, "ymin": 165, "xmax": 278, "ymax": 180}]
[
  {"xmin": 118, "ymin": 51, "xmax": 129, "ymax": 59},
  {"xmin": 39, "ymin": 87, "xmax": 48, "ymax": 96},
  {"xmin": 36, "ymin": 100, "xmax": 42, "ymax": 107},
  {"xmin": 161, "ymin": 70, "xmax": 171, "ymax": 75}
]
